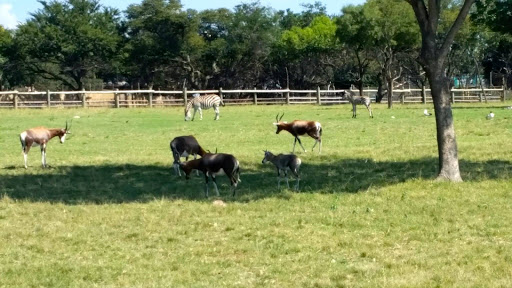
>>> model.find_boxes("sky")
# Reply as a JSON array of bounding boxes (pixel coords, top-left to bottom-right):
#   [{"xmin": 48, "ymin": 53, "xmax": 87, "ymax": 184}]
[{"xmin": 0, "ymin": 0, "xmax": 366, "ymax": 29}]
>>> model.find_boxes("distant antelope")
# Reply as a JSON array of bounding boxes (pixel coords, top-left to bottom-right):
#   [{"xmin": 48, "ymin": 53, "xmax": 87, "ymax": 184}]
[
  {"xmin": 19, "ymin": 120, "xmax": 72, "ymax": 168},
  {"xmin": 170, "ymin": 135, "xmax": 207, "ymax": 176},
  {"xmin": 273, "ymin": 113, "xmax": 322, "ymax": 153},
  {"xmin": 262, "ymin": 150, "xmax": 301, "ymax": 190},
  {"xmin": 185, "ymin": 94, "xmax": 225, "ymax": 121},
  {"xmin": 343, "ymin": 90, "xmax": 373, "ymax": 118},
  {"xmin": 180, "ymin": 153, "xmax": 241, "ymax": 197}
]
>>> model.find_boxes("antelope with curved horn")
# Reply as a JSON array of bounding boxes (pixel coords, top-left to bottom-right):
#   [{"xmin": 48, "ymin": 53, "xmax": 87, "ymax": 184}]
[
  {"xmin": 273, "ymin": 113, "xmax": 322, "ymax": 153},
  {"xmin": 19, "ymin": 120, "xmax": 72, "ymax": 168}
]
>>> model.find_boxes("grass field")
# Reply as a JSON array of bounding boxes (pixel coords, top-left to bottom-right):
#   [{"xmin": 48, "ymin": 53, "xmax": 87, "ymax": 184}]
[{"xmin": 1, "ymin": 103, "xmax": 511, "ymax": 287}]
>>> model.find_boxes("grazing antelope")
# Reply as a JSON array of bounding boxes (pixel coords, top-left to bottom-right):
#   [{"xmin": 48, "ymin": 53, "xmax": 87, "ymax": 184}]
[
  {"xmin": 343, "ymin": 90, "xmax": 373, "ymax": 118},
  {"xmin": 19, "ymin": 121, "xmax": 72, "ymax": 168},
  {"xmin": 179, "ymin": 153, "xmax": 241, "ymax": 197},
  {"xmin": 262, "ymin": 150, "xmax": 301, "ymax": 190},
  {"xmin": 273, "ymin": 113, "xmax": 322, "ymax": 153},
  {"xmin": 185, "ymin": 94, "xmax": 225, "ymax": 121},
  {"xmin": 170, "ymin": 135, "xmax": 207, "ymax": 176}
]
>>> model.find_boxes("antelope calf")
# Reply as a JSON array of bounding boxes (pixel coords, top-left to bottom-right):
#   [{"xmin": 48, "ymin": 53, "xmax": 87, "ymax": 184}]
[
  {"xmin": 180, "ymin": 153, "xmax": 241, "ymax": 197},
  {"xmin": 343, "ymin": 90, "xmax": 373, "ymax": 118},
  {"xmin": 273, "ymin": 113, "xmax": 322, "ymax": 153},
  {"xmin": 262, "ymin": 150, "xmax": 301, "ymax": 190},
  {"xmin": 19, "ymin": 121, "xmax": 72, "ymax": 168},
  {"xmin": 170, "ymin": 135, "xmax": 207, "ymax": 176}
]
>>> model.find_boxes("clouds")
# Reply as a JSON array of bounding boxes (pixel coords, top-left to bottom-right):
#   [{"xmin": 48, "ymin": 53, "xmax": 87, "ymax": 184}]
[{"xmin": 0, "ymin": 3, "xmax": 18, "ymax": 29}]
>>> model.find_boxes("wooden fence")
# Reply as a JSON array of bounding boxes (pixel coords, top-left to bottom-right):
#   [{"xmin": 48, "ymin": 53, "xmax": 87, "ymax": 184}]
[{"xmin": 0, "ymin": 87, "xmax": 507, "ymax": 109}]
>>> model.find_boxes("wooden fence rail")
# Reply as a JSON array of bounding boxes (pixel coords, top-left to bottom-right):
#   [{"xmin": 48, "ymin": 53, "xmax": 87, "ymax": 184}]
[{"xmin": 0, "ymin": 87, "xmax": 506, "ymax": 109}]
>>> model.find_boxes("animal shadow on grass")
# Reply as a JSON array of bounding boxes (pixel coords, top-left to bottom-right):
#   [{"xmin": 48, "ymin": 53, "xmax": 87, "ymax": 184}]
[{"xmin": 0, "ymin": 158, "xmax": 510, "ymax": 204}]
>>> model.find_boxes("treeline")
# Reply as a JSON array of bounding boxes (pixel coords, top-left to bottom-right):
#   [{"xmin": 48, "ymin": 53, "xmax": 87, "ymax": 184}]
[{"xmin": 0, "ymin": 0, "xmax": 510, "ymax": 92}]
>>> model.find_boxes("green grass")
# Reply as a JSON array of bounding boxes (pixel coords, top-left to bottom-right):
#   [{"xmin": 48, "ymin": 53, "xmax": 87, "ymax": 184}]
[{"xmin": 0, "ymin": 103, "xmax": 511, "ymax": 287}]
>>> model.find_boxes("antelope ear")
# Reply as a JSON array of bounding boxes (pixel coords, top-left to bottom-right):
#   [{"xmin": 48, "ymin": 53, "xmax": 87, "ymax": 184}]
[{"xmin": 272, "ymin": 122, "xmax": 278, "ymax": 126}]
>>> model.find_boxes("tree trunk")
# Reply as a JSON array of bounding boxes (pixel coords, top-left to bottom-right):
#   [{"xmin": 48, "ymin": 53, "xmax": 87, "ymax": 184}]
[
  {"xmin": 429, "ymin": 71, "xmax": 462, "ymax": 182},
  {"xmin": 387, "ymin": 77, "xmax": 393, "ymax": 108}
]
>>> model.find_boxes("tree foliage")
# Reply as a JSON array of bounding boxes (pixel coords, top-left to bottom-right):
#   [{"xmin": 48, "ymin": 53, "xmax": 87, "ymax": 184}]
[{"xmin": 5, "ymin": 0, "xmax": 122, "ymax": 90}]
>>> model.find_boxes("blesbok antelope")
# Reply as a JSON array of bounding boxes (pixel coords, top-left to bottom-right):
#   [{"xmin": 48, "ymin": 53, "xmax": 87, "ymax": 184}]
[
  {"xmin": 185, "ymin": 94, "xmax": 225, "ymax": 121},
  {"xmin": 343, "ymin": 90, "xmax": 373, "ymax": 118},
  {"xmin": 19, "ymin": 120, "xmax": 72, "ymax": 168},
  {"xmin": 179, "ymin": 153, "xmax": 241, "ymax": 197},
  {"xmin": 170, "ymin": 135, "xmax": 207, "ymax": 176},
  {"xmin": 262, "ymin": 150, "xmax": 301, "ymax": 190},
  {"xmin": 273, "ymin": 113, "xmax": 322, "ymax": 153}
]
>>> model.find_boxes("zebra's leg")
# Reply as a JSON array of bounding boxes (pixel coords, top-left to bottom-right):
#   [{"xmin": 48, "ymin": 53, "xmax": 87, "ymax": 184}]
[
  {"xmin": 192, "ymin": 108, "xmax": 197, "ymax": 121},
  {"xmin": 367, "ymin": 104, "xmax": 373, "ymax": 118},
  {"xmin": 352, "ymin": 103, "xmax": 357, "ymax": 118},
  {"xmin": 198, "ymin": 107, "xmax": 203, "ymax": 120},
  {"xmin": 285, "ymin": 170, "xmax": 290, "ymax": 188},
  {"xmin": 214, "ymin": 105, "xmax": 219, "ymax": 120}
]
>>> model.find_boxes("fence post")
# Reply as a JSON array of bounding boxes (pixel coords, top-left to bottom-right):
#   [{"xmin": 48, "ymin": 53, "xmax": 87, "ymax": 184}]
[
  {"xmin": 451, "ymin": 90, "xmax": 455, "ymax": 104},
  {"xmin": 503, "ymin": 86, "xmax": 506, "ymax": 102},
  {"xmin": 254, "ymin": 89, "xmax": 259, "ymax": 105},
  {"xmin": 316, "ymin": 87, "xmax": 321, "ymax": 105},
  {"xmin": 13, "ymin": 91, "xmax": 18, "ymax": 109},
  {"xmin": 149, "ymin": 91, "xmax": 153, "ymax": 107},
  {"xmin": 115, "ymin": 89, "xmax": 120, "ymax": 108},
  {"xmin": 183, "ymin": 87, "xmax": 187, "ymax": 107},
  {"xmin": 479, "ymin": 92, "xmax": 483, "ymax": 103},
  {"xmin": 285, "ymin": 90, "xmax": 290, "ymax": 105},
  {"xmin": 47, "ymin": 90, "xmax": 51, "ymax": 108},
  {"xmin": 82, "ymin": 89, "xmax": 87, "ymax": 108},
  {"xmin": 400, "ymin": 93, "xmax": 405, "ymax": 104},
  {"xmin": 422, "ymin": 86, "xmax": 426, "ymax": 104}
]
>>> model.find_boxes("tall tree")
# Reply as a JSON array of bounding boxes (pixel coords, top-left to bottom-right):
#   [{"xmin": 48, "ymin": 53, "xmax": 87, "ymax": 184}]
[
  {"xmin": 274, "ymin": 15, "xmax": 343, "ymax": 89},
  {"xmin": 367, "ymin": 0, "xmax": 420, "ymax": 108},
  {"xmin": 9, "ymin": 0, "xmax": 122, "ymax": 90},
  {"xmin": 0, "ymin": 26, "xmax": 12, "ymax": 90},
  {"xmin": 336, "ymin": 5, "xmax": 377, "ymax": 95},
  {"xmin": 407, "ymin": 0, "xmax": 476, "ymax": 181}
]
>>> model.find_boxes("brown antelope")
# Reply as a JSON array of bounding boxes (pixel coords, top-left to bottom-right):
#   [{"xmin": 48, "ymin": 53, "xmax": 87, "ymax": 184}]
[
  {"xmin": 262, "ymin": 150, "xmax": 301, "ymax": 190},
  {"xmin": 179, "ymin": 153, "xmax": 241, "ymax": 197},
  {"xmin": 19, "ymin": 121, "xmax": 72, "ymax": 168},
  {"xmin": 273, "ymin": 113, "xmax": 322, "ymax": 153},
  {"xmin": 170, "ymin": 135, "xmax": 207, "ymax": 176},
  {"xmin": 343, "ymin": 90, "xmax": 373, "ymax": 118}
]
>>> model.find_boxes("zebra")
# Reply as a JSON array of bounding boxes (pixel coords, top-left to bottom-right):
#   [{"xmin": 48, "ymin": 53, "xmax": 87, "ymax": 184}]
[
  {"xmin": 184, "ymin": 94, "xmax": 225, "ymax": 121},
  {"xmin": 343, "ymin": 90, "xmax": 373, "ymax": 118}
]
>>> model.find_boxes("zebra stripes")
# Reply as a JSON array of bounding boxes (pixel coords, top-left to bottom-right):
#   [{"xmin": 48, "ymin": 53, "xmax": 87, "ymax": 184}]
[{"xmin": 185, "ymin": 94, "xmax": 225, "ymax": 121}]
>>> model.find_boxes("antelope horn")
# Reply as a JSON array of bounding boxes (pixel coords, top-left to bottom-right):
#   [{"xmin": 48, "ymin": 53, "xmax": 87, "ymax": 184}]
[
  {"xmin": 278, "ymin": 113, "xmax": 284, "ymax": 122},
  {"xmin": 275, "ymin": 113, "xmax": 279, "ymax": 122},
  {"xmin": 66, "ymin": 119, "xmax": 73, "ymax": 133}
]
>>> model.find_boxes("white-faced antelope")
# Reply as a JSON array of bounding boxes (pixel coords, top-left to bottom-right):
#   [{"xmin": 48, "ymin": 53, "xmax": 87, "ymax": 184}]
[
  {"xmin": 170, "ymin": 135, "xmax": 207, "ymax": 176},
  {"xmin": 185, "ymin": 94, "xmax": 225, "ymax": 121},
  {"xmin": 179, "ymin": 153, "xmax": 241, "ymax": 197},
  {"xmin": 343, "ymin": 90, "xmax": 373, "ymax": 118},
  {"xmin": 262, "ymin": 150, "xmax": 301, "ymax": 190},
  {"xmin": 273, "ymin": 113, "xmax": 322, "ymax": 153},
  {"xmin": 19, "ymin": 121, "xmax": 72, "ymax": 168}
]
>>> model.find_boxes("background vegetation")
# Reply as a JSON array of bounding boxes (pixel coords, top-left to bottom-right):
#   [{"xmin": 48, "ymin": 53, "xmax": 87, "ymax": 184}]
[
  {"xmin": 0, "ymin": 103, "xmax": 511, "ymax": 286},
  {"xmin": 0, "ymin": 0, "xmax": 511, "ymax": 93}
]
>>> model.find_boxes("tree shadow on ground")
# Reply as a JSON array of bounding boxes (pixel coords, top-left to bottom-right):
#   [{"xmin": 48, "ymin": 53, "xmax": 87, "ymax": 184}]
[{"xmin": 0, "ymin": 158, "xmax": 510, "ymax": 204}]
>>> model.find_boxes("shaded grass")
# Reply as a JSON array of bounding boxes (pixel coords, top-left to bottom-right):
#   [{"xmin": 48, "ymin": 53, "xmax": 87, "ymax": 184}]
[{"xmin": 0, "ymin": 103, "xmax": 512, "ymax": 287}]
